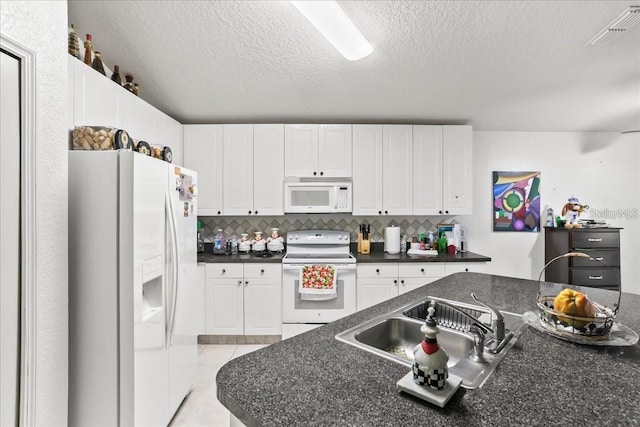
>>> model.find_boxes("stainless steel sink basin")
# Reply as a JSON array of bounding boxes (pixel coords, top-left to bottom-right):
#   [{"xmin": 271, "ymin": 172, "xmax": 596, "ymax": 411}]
[
  {"xmin": 336, "ymin": 297, "xmax": 528, "ymax": 389},
  {"xmin": 353, "ymin": 317, "xmax": 475, "ymax": 367}
]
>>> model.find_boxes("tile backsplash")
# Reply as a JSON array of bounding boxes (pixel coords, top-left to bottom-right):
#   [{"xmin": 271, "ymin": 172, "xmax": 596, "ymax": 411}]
[{"xmin": 198, "ymin": 214, "xmax": 450, "ymax": 243}]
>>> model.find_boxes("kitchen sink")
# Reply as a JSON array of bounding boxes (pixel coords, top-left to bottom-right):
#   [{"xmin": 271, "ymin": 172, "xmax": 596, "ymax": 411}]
[{"xmin": 336, "ymin": 297, "xmax": 528, "ymax": 389}]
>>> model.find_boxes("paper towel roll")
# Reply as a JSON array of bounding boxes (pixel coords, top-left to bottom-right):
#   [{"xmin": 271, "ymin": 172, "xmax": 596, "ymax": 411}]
[{"xmin": 385, "ymin": 226, "xmax": 401, "ymax": 254}]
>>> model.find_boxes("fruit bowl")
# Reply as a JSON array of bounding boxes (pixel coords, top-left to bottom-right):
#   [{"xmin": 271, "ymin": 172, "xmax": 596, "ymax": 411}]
[{"xmin": 535, "ymin": 252, "xmax": 621, "ymax": 341}]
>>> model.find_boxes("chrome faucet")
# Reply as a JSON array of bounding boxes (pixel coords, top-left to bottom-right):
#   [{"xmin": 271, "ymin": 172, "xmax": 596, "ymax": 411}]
[
  {"xmin": 428, "ymin": 299, "xmax": 493, "ymax": 363},
  {"xmin": 471, "ymin": 293, "xmax": 514, "ymax": 353}
]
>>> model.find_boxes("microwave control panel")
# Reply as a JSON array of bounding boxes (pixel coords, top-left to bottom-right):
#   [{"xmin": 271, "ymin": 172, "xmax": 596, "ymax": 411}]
[{"xmin": 336, "ymin": 187, "xmax": 351, "ymax": 209}]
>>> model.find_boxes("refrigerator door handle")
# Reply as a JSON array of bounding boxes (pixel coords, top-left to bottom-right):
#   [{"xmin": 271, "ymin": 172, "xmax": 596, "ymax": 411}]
[{"xmin": 165, "ymin": 192, "xmax": 180, "ymax": 347}]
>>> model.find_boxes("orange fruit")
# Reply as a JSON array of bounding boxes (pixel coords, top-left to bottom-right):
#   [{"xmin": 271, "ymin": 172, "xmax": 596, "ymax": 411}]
[{"xmin": 552, "ymin": 288, "xmax": 596, "ymax": 328}]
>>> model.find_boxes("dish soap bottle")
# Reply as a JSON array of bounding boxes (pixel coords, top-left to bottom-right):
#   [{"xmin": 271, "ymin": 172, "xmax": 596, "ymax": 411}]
[{"xmin": 413, "ymin": 305, "xmax": 449, "ymax": 390}]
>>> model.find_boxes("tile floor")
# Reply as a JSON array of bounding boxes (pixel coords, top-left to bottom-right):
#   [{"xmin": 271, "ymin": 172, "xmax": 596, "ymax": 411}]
[{"xmin": 169, "ymin": 344, "xmax": 268, "ymax": 427}]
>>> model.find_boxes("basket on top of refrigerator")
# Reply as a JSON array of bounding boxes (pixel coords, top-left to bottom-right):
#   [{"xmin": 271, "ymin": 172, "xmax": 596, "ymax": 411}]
[{"xmin": 72, "ymin": 126, "xmax": 132, "ymax": 151}]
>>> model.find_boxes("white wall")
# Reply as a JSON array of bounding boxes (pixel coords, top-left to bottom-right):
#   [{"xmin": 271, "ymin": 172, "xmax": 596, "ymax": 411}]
[
  {"xmin": 457, "ymin": 131, "xmax": 640, "ymax": 295},
  {"xmin": 0, "ymin": 1, "xmax": 69, "ymax": 425}
]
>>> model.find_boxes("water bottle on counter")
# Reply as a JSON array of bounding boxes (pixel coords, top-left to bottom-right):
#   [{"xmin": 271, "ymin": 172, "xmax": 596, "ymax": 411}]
[{"xmin": 213, "ymin": 228, "xmax": 228, "ymax": 255}]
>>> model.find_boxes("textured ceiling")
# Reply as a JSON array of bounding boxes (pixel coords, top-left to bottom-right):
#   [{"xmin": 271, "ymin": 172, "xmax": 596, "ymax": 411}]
[{"xmin": 68, "ymin": 1, "xmax": 640, "ymax": 132}]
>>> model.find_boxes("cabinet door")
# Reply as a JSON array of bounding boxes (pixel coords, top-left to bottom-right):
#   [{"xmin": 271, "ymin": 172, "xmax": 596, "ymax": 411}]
[
  {"xmin": 356, "ymin": 278, "xmax": 398, "ymax": 310},
  {"xmin": 413, "ymin": 125, "xmax": 444, "ymax": 215},
  {"xmin": 124, "ymin": 92, "xmax": 158, "ymax": 143},
  {"xmin": 155, "ymin": 111, "xmax": 183, "ymax": 166},
  {"xmin": 223, "ymin": 124, "xmax": 254, "ymax": 215},
  {"xmin": 244, "ymin": 267, "xmax": 282, "ymax": 335},
  {"xmin": 352, "ymin": 125, "xmax": 383, "ymax": 215},
  {"xmin": 318, "ymin": 124, "xmax": 352, "ymax": 177},
  {"xmin": 442, "ymin": 126, "xmax": 472, "ymax": 215},
  {"xmin": 284, "ymin": 124, "xmax": 318, "ymax": 177},
  {"xmin": 253, "ymin": 124, "xmax": 284, "ymax": 216},
  {"xmin": 383, "ymin": 125, "xmax": 413, "ymax": 215},
  {"xmin": 184, "ymin": 125, "xmax": 223, "ymax": 215},
  {"xmin": 205, "ymin": 278, "xmax": 244, "ymax": 335},
  {"xmin": 197, "ymin": 264, "xmax": 206, "ymax": 335},
  {"xmin": 71, "ymin": 57, "xmax": 125, "ymax": 128}
]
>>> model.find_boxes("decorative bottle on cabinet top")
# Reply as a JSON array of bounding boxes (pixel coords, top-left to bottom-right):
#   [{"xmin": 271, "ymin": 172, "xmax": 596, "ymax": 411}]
[{"xmin": 83, "ymin": 34, "xmax": 93, "ymax": 66}]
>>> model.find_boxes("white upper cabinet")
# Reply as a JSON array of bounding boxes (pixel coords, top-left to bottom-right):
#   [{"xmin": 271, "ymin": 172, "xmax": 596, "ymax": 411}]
[
  {"xmin": 413, "ymin": 125, "xmax": 473, "ymax": 215},
  {"xmin": 442, "ymin": 126, "xmax": 473, "ymax": 215},
  {"xmin": 223, "ymin": 124, "xmax": 285, "ymax": 216},
  {"xmin": 253, "ymin": 124, "xmax": 285, "ymax": 216},
  {"xmin": 223, "ymin": 124, "xmax": 254, "ymax": 216},
  {"xmin": 183, "ymin": 125, "xmax": 224, "ymax": 216},
  {"xmin": 413, "ymin": 125, "xmax": 444, "ymax": 215},
  {"xmin": 352, "ymin": 125, "xmax": 383, "ymax": 215},
  {"xmin": 285, "ymin": 124, "xmax": 352, "ymax": 178},
  {"xmin": 352, "ymin": 125, "xmax": 412, "ymax": 215},
  {"xmin": 382, "ymin": 125, "xmax": 413, "ymax": 215},
  {"xmin": 71, "ymin": 57, "xmax": 125, "ymax": 128}
]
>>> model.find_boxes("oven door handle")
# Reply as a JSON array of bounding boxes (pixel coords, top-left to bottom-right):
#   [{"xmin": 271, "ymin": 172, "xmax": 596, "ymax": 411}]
[{"xmin": 282, "ymin": 264, "xmax": 357, "ymax": 271}]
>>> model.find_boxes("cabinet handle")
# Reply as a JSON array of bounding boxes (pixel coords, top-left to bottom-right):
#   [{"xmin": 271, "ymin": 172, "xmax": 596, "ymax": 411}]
[
  {"xmin": 217, "ymin": 211, "xmax": 221, "ymax": 215},
  {"xmin": 245, "ymin": 280, "xmax": 249, "ymax": 286},
  {"xmin": 260, "ymin": 269, "xmax": 265, "ymax": 274},
  {"xmin": 320, "ymin": 171, "xmax": 324, "ymax": 176},
  {"xmin": 378, "ymin": 210, "xmax": 382, "ymax": 215},
  {"xmin": 384, "ymin": 210, "xmax": 388, "ymax": 215},
  {"xmin": 588, "ymin": 238, "xmax": 603, "ymax": 242},
  {"xmin": 376, "ymin": 268, "xmax": 380, "ymax": 273},
  {"xmin": 439, "ymin": 210, "xmax": 443, "ymax": 214},
  {"xmin": 445, "ymin": 210, "xmax": 449, "ymax": 214},
  {"xmin": 394, "ymin": 279, "xmax": 398, "ymax": 285},
  {"xmin": 588, "ymin": 275, "xmax": 603, "ymax": 280},
  {"xmin": 248, "ymin": 210, "xmax": 252, "ymax": 215},
  {"xmin": 590, "ymin": 257, "xmax": 604, "ymax": 261},
  {"xmin": 254, "ymin": 210, "xmax": 258, "ymax": 215},
  {"xmin": 465, "ymin": 268, "xmax": 469, "ymax": 272},
  {"xmin": 222, "ymin": 269, "xmax": 226, "ymax": 274},
  {"xmin": 400, "ymin": 280, "xmax": 405, "ymax": 285},
  {"xmin": 421, "ymin": 268, "xmax": 424, "ymax": 273},
  {"xmin": 237, "ymin": 280, "xmax": 242, "ymax": 286},
  {"xmin": 313, "ymin": 171, "xmax": 317, "ymax": 176}
]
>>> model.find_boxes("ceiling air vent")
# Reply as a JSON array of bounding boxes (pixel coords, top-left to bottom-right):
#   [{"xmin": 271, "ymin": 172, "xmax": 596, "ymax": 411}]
[{"xmin": 586, "ymin": 6, "xmax": 640, "ymax": 45}]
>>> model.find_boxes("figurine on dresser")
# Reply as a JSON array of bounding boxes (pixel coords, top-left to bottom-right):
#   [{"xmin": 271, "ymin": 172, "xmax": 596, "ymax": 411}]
[
  {"xmin": 266, "ymin": 228, "xmax": 285, "ymax": 253},
  {"xmin": 251, "ymin": 231, "xmax": 266, "ymax": 252},
  {"xmin": 238, "ymin": 233, "xmax": 251, "ymax": 253}
]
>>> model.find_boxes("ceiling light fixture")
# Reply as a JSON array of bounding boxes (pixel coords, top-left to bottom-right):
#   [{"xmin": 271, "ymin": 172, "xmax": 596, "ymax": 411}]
[
  {"xmin": 290, "ymin": 0, "xmax": 373, "ymax": 61},
  {"xmin": 586, "ymin": 6, "xmax": 640, "ymax": 45}
]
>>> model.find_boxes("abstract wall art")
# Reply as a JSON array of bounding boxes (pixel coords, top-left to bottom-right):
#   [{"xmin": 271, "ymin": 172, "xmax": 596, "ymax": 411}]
[{"xmin": 493, "ymin": 171, "xmax": 541, "ymax": 232}]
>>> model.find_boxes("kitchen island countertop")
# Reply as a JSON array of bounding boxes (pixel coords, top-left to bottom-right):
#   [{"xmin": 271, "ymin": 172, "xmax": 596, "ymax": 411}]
[{"xmin": 216, "ymin": 272, "xmax": 640, "ymax": 426}]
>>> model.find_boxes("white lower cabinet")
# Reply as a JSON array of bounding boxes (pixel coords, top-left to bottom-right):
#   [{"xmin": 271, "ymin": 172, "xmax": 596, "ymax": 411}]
[
  {"xmin": 205, "ymin": 263, "xmax": 282, "ymax": 335},
  {"xmin": 357, "ymin": 263, "xmax": 445, "ymax": 310}
]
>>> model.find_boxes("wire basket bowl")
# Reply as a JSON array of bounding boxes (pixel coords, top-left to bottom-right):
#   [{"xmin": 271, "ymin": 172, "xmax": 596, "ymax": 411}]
[{"xmin": 536, "ymin": 252, "xmax": 621, "ymax": 341}]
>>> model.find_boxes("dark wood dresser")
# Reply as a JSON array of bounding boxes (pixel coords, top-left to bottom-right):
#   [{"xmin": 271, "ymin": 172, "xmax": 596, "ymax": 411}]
[{"xmin": 544, "ymin": 227, "xmax": 622, "ymax": 290}]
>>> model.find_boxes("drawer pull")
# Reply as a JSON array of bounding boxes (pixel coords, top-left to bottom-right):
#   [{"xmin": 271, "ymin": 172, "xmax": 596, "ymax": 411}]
[
  {"xmin": 588, "ymin": 275, "xmax": 603, "ymax": 280},
  {"xmin": 421, "ymin": 268, "xmax": 425, "ymax": 273},
  {"xmin": 587, "ymin": 238, "xmax": 603, "ymax": 242},
  {"xmin": 237, "ymin": 280, "xmax": 242, "ymax": 286},
  {"xmin": 590, "ymin": 257, "xmax": 604, "ymax": 261}
]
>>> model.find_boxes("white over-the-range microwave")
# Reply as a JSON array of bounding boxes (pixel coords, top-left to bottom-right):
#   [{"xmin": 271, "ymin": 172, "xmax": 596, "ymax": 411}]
[{"xmin": 284, "ymin": 180, "xmax": 352, "ymax": 213}]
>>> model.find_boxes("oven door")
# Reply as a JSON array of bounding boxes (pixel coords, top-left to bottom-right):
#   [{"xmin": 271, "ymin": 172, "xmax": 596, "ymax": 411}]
[{"xmin": 282, "ymin": 263, "xmax": 357, "ymax": 323}]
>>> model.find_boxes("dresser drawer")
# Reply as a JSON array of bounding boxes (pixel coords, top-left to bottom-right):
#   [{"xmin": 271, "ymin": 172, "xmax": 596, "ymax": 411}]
[
  {"xmin": 571, "ymin": 232, "xmax": 619, "ymax": 249},
  {"xmin": 570, "ymin": 268, "xmax": 620, "ymax": 289},
  {"xmin": 570, "ymin": 250, "xmax": 620, "ymax": 267}
]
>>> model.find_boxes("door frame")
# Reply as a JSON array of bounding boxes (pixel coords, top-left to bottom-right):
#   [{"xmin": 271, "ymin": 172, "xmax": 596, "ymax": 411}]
[{"xmin": 1, "ymin": 33, "xmax": 37, "ymax": 426}]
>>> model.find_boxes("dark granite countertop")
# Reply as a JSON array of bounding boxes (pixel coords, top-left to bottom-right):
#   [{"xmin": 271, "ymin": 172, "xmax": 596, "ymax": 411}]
[
  {"xmin": 216, "ymin": 273, "xmax": 640, "ymax": 426},
  {"xmin": 354, "ymin": 250, "xmax": 491, "ymax": 263},
  {"xmin": 197, "ymin": 251, "xmax": 285, "ymax": 264}
]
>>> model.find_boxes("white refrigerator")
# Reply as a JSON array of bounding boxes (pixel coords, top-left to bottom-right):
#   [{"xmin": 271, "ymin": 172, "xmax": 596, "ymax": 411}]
[{"xmin": 68, "ymin": 150, "xmax": 199, "ymax": 426}]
